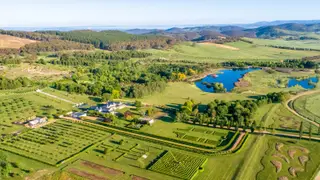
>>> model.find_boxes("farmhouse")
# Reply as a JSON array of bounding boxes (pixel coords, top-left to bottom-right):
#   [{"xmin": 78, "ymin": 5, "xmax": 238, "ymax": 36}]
[
  {"xmin": 28, "ymin": 117, "xmax": 47, "ymax": 128},
  {"xmin": 91, "ymin": 101, "xmax": 126, "ymax": 114},
  {"xmin": 139, "ymin": 117, "xmax": 155, "ymax": 125}
]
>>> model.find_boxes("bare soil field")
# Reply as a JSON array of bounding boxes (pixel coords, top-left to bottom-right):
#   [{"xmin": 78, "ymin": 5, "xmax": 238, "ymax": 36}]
[
  {"xmin": 0, "ymin": 34, "xmax": 38, "ymax": 48},
  {"xmin": 68, "ymin": 168, "xmax": 108, "ymax": 180},
  {"xmin": 81, "ymin": 161, "xmax": 125, "ymax": 176},
  {"xmin": 199, "ymin": 42, "xmax": 240, "ymax": 50}
]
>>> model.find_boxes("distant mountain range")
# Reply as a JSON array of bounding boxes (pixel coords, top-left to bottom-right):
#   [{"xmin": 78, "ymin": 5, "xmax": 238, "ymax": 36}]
[
  {"xmin": 2, "ymin": 20, "xmax": 320, "ymax": 41},
  {"xmin": 125, "ymin": 21, "xmax": 320, "ymax": 41}
]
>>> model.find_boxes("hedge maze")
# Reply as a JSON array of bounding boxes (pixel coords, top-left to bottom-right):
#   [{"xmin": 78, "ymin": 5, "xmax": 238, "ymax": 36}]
[
  {"xmin": 0, "ymin": 120, "xmax": 111, "ymax": 165},
  {"xmin": 149, "ymin": 151, "xmax": 207, "ymax": 180},
  {"xmin": 173, "ymin": 127, "xmax": 232, "ymax": 147}
]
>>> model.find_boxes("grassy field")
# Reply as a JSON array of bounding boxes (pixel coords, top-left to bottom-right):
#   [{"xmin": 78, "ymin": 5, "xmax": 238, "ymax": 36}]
[
  {"xmin": 0, "ymin": 63, "xmax": 69, "ymax": 81},
  {"xmin": 292, "ymin": 92, "xmax": 320, "ymax": 124},
  {"xmin": 42, "ymin": 88, "xmax": 96, "ymax": 105},
  {"xmin": 233, "ymin": 69, "xmax": 318, "ymax": 94},
  {"xmin": 137, "ymin": 82, "xmax": 251, "ymax": 105},
  {"xmin": 244, "ymin": 37, "xmax": 320, "ymax": 50},
  {"xmin": 142, "ymin": 41, "xmax": 320, "ymax": 62},
  {"xmin": 0, "ymin": 34, "xmax": 38, "ymax": 49}
]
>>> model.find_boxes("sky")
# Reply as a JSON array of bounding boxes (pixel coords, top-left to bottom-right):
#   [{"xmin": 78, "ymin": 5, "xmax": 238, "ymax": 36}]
[{"xmin": 0, "ymin": 0, "xmax": 320, "ymax": 27}]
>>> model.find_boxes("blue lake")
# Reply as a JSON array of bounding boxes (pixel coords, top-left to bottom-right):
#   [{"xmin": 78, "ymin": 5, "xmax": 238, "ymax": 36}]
[
  {"xmin": 195, "ymin": 68, "xmax": 260, "ymax": 93},
  {"xmin": 288, "ymin": 77, "xmax": 319, "ymax": 89}
]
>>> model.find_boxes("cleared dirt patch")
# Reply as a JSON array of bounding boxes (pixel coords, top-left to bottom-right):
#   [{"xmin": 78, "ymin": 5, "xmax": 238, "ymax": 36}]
[
  {"xmin": 275, "ymin": 143, "xmax": 284, "ymax": 152},
  {"xmin": 0, "ymin": 35, "xmax": 38, "ymax": 49},
  {"xmin": 272, "ymin": 153, "xmax": 290, "ymax": 163},
  {"xmin": 288, "ymin": 166, "xmax": 304, "ymax": 177},
  {"xmin": 278, "ymin": 176, "xmax": 289, "ymax": 180},
  {"xmin": 288, "ymin": 149, "xmax": 296, "ymax": 159},
  {"xmin": 298, "ymin": 155, "xmax": 309, "ymax": 166},
  {"xmin": 199, "ymin": 42, "xmax": 240, "ymax": 50},
  {"xmin": 235, "ymin": 78, "xmax": 251, "ymax": 87},
  {"xmin": 82, "ymin": 160, "xmax": 124, "ymax": 175},
  {"xmin": 69, "ymin": 168, "xmax": 108, "ymax": 180},
  {"xmin": 271, "ymin": 160, "xmax": 282, "ymax": 173}
]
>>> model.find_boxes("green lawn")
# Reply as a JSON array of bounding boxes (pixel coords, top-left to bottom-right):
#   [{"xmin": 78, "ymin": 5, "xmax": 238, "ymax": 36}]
[
  {"xmin": 137, "ymin": 82, "xmax": 251, "ymax": 106},
  {"xmin": 142, "ymin": 41, "xmax": 320, "ymax": 63}
]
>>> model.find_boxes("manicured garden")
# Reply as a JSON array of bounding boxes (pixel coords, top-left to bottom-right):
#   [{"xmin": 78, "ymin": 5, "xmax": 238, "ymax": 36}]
[{"xmin": 149, "ymin": 151, "xmax": 207, "ymax": 180}]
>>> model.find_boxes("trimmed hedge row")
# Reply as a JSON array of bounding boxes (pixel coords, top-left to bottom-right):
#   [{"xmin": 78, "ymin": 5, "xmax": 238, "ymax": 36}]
[{"xmin": 65, "ymin": 119, "xmax": 241, "ymax": 155}]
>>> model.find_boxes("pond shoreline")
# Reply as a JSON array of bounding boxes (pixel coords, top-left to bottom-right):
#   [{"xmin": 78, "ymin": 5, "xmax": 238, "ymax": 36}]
[{"xmin": 194, "ymin": 68, "xmax": 261, "ymax": 93}]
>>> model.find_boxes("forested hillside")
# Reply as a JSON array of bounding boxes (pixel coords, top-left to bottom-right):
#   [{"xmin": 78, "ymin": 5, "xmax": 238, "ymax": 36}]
[{"xmin": 37, "ymin": 30, "xmax": 176, "ymax": 50}]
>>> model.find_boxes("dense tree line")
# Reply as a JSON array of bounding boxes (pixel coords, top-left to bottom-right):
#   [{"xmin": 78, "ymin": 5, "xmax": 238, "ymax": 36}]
[
  {"xmin": 20, "ymin": 40, "xmax": 94, "ymax": 53},
  {"xmin": 37, "ymin": 30, "xmax": 177, "ymax": 51},
  {"xmin": 222, "ymin": 59, "xmax": 318, "ymax": 69},
  {"xmin": 176, "ymin": 92, "xmax": 290, "ymax": 128},
  {"xmin": 302, "ymin": 55, "xmax": 320, "ymax": 61},
  {"xmin": 0, "ymin": 48, "xmax": 20, "ymax": 55},
  {"xmin": 50, "ymin": 51, "xmax": 152, "ymax": 66},
  {"xmin": 0, "ymin": 56, "xmax": 22, "ymax": 65},
  {"xmin": 200, "ymin": 37, "xmax": 242, "ymax": 44},
  {"xmin": 0, "ymin": 30, "xmax": 59, "ymax": 41},
  {"xmin": 0, "ymin": 76, "xmax": 34, "ymax": 90},
  {"xmin": 266, "ymin": 45, "xmax": 320, "ymax": 52}
]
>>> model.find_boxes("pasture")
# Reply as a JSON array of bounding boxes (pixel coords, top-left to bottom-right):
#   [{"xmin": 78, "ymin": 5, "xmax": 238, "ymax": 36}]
[
  {"xmin": 0, "ymin": 63, "xmax": 69, "ymax": 81},
  {"xmin": 138, "ymin": 82, "xmax": 250, "ymax": 105},
  {"xmin": 233, "ymin": 69, "xmax": 316, "ymax": 94},
  {"xmin": 0, "ymin": 35, "xmax": 38, "ymax": 49},
  {"xmin": 142, "ymin": 41, "xmax": 320, "ymax": 62},
  {"xmin": 244, "ymin": 37, "xmax": 320, "ymax": 50}
]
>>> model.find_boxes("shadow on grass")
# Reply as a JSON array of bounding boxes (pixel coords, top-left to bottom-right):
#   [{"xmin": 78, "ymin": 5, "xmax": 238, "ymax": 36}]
[
  {"xmin": 89, "ymin": 96, "xmax": 102, "ymax": 103},
  {"xmin": 158, "ymin": 115, "xmax": 175, "ymax": 123},
  {"xmin": 247, "ymin": 95, "xmax": 263, "ymax": 100}
]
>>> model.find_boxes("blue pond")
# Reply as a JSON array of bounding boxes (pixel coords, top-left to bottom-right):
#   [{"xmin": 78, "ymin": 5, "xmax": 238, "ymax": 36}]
[
  {"xmin": 288, "ymin": 77, "xmax": 319, "ymax": 89},
  {"xmin": 195, "ymin": 68, "xmax": 260, "ymax": 93}
]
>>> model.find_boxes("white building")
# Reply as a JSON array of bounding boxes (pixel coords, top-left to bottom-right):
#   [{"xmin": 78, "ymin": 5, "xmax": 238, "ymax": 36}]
[
  {"xmin": 139, "ymin": 117, "xmax": 155, "ymax": 125},
  {"xmin": 71, "ymin": 112, "xmax": 87, "ymax": 119},
  {"xmin": 28, "ymin": 117, "xmax": 47, "ymax": 128},
  {"xmin": 92, "ymin": 101, "xmax": 126, "ymax": 113}
]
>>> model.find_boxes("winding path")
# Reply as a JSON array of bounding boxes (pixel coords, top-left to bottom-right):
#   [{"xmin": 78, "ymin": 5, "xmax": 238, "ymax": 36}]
[
  {"xmin": 285, "ymin": 90, "xmax": 320, "ymax": 127},
  {"xmin": 36, "ymin": 89, "xmax": 77, "ymax": 105}
]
